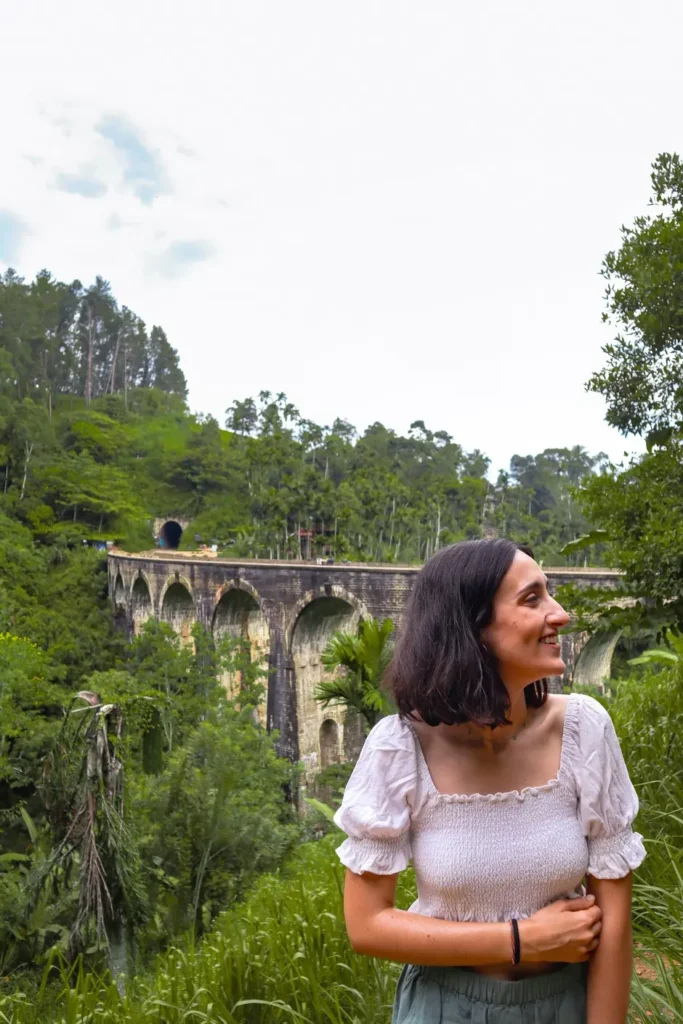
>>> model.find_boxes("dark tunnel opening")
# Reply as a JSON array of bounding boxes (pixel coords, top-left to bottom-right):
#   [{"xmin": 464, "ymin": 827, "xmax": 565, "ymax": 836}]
[{"xmin": 159, "ymin": 520, "xmax": 183, "ymax": 549}]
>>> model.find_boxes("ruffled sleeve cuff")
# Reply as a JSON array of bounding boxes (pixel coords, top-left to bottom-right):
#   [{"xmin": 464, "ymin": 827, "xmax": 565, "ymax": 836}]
[
  {"xmin": 587, "ymin": 827, "xmax": 647, "ymax": 879},
  {"xmin": 336, "ymin": 834, "xmax": 411, "ymax": 876},
  {"xmin": 331, "ymin": 715, "xmax": 416, "ymax": 876}
]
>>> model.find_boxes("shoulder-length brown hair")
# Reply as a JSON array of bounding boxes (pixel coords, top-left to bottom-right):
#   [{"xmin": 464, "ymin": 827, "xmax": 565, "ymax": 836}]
[{"xmin": 385, "ymin": 538, "xmax": 547, "ymax": 728}]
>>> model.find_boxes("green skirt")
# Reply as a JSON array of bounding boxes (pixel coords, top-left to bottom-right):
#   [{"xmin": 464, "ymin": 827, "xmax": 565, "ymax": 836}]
[{"xmin": 392, "ymin": 963, "xmax": 587, "ymax": 1023}]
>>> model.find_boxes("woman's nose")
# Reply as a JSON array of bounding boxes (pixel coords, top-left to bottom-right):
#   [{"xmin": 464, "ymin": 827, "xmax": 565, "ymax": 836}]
[{"xmin": 549, "ymin": 601, "xmax": 570, "ymax": 627}]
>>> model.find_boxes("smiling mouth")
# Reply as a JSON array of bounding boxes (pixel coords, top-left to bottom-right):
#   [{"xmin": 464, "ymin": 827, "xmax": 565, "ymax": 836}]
[{"xmin": 539, "ymin": 635, "xmax": 560, "ymax": 646}]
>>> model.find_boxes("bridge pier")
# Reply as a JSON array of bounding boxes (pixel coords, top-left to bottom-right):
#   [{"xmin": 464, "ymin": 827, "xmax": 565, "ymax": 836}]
[{"xmin": 266, "ymin": 618, "xmax": 299, "ymax": 763}]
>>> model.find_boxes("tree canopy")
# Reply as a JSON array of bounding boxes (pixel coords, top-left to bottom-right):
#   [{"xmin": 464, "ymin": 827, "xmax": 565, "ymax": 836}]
[{"xmin": 580, "ymin": 153, "xmax": 683, "ymax": 616}]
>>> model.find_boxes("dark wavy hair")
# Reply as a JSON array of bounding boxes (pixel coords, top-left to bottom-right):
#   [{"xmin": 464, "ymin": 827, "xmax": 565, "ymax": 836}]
[{"xmin": 386, "ymin": 538, "xmax": 548, "ymax": 728}]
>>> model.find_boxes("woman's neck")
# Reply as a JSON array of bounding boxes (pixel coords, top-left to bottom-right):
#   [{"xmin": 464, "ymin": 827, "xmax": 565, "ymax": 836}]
[{"xmin": 442, "ymin": 688, "xmax": 529, "ymax": 754}]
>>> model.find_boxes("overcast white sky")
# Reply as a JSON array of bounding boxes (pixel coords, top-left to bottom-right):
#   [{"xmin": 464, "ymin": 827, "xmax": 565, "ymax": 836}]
[{"xmin": 1, "ymin": 0, "xmax": 678, "ymax": 475}]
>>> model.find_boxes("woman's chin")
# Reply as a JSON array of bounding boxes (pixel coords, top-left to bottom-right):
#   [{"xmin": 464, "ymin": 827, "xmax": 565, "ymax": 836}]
[{"xmin": 542, "ymin": 656, "xmax": 566, "ymax": 677}]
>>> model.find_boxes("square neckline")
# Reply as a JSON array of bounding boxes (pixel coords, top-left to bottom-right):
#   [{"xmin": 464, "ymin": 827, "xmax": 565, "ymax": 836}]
[{"xmin": 405, "ymin": 692, "xmax": 579, "ymax": 804}]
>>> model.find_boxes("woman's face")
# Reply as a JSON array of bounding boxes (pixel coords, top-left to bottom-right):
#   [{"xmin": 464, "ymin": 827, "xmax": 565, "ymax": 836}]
[{"xmin": 479, "ymin": 550, "xmax": 570, "ymax": 690}]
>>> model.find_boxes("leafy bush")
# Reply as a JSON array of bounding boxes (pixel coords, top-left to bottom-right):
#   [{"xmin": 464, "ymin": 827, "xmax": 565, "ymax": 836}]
[
  {"xmin": 130, "ymin": 717, "xmax": 299, "ymax": 947},
  {"xmin": 0, "ymin": 621, "xmax": 300, "ymax": 985}
]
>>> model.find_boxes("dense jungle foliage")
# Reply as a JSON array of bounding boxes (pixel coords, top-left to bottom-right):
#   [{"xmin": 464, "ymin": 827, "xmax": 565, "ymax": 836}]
[{"xmin": 3, "ymin": 153, "xmax": 683, "ymax": 1020}]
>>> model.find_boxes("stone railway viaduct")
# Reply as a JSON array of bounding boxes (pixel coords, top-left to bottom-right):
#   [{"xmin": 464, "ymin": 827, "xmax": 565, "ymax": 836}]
[{"xmin": 108, "ymin": 550, "xmax": 622, "ymax": 773}]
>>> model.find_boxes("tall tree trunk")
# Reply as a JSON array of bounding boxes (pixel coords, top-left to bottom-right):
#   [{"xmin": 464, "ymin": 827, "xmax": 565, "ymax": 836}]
[
  {"xmin": 388, "ymin": 496, "xmax": 396, "ymax": 551},
  {"xmin": 123, "ymin": 340, "xmax": 128, "ymax": 410},
  {"xmin": 109, "ymin": 330, "xmax": 122, "ymax": 394},
  {"xmin": 85, "ymin": 305, "xmax": 94, "ymax": 405},
  {"xmin": 19, "ymin": 442, "xmax": 33, "ymax": 501}
]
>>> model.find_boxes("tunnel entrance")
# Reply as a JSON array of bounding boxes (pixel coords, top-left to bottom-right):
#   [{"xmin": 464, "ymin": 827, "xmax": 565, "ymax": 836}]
[{"xmin": 159, "ymin": 520, "xmax": 183, "ymax": 549}]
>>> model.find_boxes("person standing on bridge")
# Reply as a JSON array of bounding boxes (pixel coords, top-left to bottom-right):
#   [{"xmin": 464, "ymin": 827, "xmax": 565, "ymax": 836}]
[{"xmin": 333, "ymin": 538, "xmax": 644, "ymax": 1023}]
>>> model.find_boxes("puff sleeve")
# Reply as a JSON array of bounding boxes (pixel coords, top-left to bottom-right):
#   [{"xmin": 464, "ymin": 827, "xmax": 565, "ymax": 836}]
[
  {"xmin": 572, "ymin": 695, "xmax": 646, "ymax": 879},
  {"xmin": 333, "ymin": 715, "xmax": 417, "ymax": 876}
]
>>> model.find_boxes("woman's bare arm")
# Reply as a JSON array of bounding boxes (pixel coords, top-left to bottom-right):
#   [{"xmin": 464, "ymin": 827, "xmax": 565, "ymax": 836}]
[
  {"xmin": 343, "ymin": 870, "xmax": 602, "ymax": 967},
  {"xmin": 343, "ymin": 869, "xmax": 510, "ymax": 965},
  {"xmin": 585, "ymin": 874, "xmax": 633, "ymax": 1024}
]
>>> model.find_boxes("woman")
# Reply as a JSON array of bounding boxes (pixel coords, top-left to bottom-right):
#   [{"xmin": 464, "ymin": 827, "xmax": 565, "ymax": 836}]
[{"xmin": 333, "ymin": 539, "xmax": 645, "ymax": 1023}]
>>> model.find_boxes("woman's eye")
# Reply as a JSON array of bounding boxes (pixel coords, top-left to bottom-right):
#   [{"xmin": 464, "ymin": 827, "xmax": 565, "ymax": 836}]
[{"xmin": 525, "ymin": 593, "xmax": 540, "ymax": 604}]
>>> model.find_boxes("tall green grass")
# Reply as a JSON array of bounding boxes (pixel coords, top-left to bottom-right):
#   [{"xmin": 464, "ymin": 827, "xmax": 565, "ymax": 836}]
[
  {"xmin": 609, "ymin": 666, "xmax": 683, "ymax": 1021},
  {"xmin": 3, "ymin": 835, "xmax": 681, "ymax": 1024},
  {"xmin": 0, "ymin": 837, "xmax": 414, "ymax": 1024},
  {"xmin": 3, "ymin": 668, "xmax": 683, "ymax": 1023}
]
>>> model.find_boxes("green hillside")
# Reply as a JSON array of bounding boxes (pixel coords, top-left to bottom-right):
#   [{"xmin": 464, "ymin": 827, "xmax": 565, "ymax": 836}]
[{"xmin": 0, "ymin": 268, "xmax": 606, "ymax": 565}]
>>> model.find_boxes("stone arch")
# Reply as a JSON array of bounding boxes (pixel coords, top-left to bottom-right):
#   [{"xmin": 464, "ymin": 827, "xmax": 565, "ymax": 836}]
[
  {"xmin": 159, "ymin": 520, "xmax": 183, "ymax": 549},
  {"xmin": 286, "ymin": 584, "xmax": 369, "ymax": 649},
  {"xmin": 573, "ymin": 629, "xmax": 623, "ymax": 693},
  {"xmin": 291, "ymin": 594, "xmax": 361, "ymax": 777},
  {"xmin": 212, "ymin": 582, "xmax": 270, "ymax": 725},
  {"xmin": 131, "ymin": 574, "xmax": 153, "ymax": 636},
  {"xmin": 160, "ymin": 577, "xmax": 195, "ymax": 645},
  {"xmin": 319, "ymin": 719, "xmax": 339, "ymax": 768}
]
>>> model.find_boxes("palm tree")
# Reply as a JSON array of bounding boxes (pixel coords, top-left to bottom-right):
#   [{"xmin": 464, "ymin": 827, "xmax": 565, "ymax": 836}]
[{"xmin": 315, "ymin": 618, "xmax": 395, "ymax": 729}]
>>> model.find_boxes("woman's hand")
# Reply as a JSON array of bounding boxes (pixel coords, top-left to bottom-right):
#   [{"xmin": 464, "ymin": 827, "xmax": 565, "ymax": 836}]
[{"xmin": 519, "ymin": 895, "xmax": 602, "ymax": 963}]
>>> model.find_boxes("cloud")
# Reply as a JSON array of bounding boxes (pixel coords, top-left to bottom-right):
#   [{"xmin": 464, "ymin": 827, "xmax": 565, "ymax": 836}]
[
  {"xmin": 155, "ymin": 240, "xmax": 215, "ymax": 276},
  {"xmin": 0, "ymin": 211, "xmax": 27, "ymax": 264},
  {"xmin": 54, "ymin": 171, "xmax": 108, "ymax": 199},
  {"xmin": 96, "ymin": 114, "xmax": 167, "ymax": 205}
]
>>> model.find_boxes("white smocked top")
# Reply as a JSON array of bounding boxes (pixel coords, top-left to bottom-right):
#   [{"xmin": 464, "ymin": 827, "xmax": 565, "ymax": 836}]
[{"xmin": 334, "ymin": 694, "xmax": 645, "ymax": 923}]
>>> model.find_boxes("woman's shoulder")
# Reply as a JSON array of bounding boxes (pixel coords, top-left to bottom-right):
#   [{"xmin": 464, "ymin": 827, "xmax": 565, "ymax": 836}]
[
  {"xmin": 341, "ymin": 715, "xmax": 419, "ymax": 815},
  {"xmin": 567, "ymin": 691, "xmax": 614, "ymax": 728},
  {"xmin": 561, "ymin": 691, "xmax": 621, "ymax": 765},
  {"xmin": 363, "ymin": 714, "xmax": 416, "ymax": 753},
  {"xmin": 528, "ymin": 691, "xmax": 571, "ymax": 742}
]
